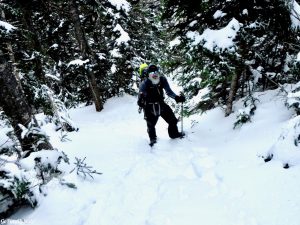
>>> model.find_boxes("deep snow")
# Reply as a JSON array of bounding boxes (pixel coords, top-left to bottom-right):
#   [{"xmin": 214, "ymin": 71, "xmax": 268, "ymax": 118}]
[{"xmin": 8, "ymin": 90, "xmax": 300, "ymax": 225}]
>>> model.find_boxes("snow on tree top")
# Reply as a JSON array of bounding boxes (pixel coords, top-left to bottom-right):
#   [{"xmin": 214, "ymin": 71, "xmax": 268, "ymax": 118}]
[
  {"xmin": 0, "ymin": 20, "xmax": 16, "ymax": 32},
  {"xmin": 291, "ymin": 0, "xmax": 300, "ymax": 29},
  {"xmin": 213, "ymin": 10, "xmax": 226, "ymax": 19},
  {"xmin": 113, "ymin": 24, "xmax": 130, "ymax": 45},
  {"xmin": 186, "ymin": 18, "xmax": 240, "ymax": 52},
  {"xmin": 108, "ymin": 0, "xmax": 131, "ymax": 13},
  {"xmin": 68, "ymin": 59, "xmax": 90, "ymax": 67}
]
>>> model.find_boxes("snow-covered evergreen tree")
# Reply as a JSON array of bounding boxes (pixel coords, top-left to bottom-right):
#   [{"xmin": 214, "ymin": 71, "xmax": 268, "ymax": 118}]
[{"xmin": 161, "ymin": 0, "xmax": 300, "ymax": 116}]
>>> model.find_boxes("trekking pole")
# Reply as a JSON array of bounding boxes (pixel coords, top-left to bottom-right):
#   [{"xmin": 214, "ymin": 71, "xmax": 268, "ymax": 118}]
[{"xmin": 181, "ymin": 101, "xmax": 184, "ymax": 134}]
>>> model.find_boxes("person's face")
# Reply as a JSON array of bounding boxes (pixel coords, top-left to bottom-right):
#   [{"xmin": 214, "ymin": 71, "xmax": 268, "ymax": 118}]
[{"xmin": 149, "ymin": 71, "xmax": 160, "ymax": 84}]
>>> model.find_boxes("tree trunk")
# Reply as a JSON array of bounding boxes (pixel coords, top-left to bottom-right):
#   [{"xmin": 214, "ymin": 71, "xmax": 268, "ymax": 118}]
[
  {"xmin": 19, "ymin": 5, "xmax": 47, "ymax": 85},
  {"xmin": 69, "ymin": 0, "xmax": 103, "ymax": 111},
  {"xmin": 0, "ymin": 57, "xmax": 52, "ymax": 154},
  {"xmin": 225, "ymin": 71, "xmax": 241, "ymax": 117},
  {"xmin": 0, "ymin": 9, "xmax": 22, "ymax": 87}
]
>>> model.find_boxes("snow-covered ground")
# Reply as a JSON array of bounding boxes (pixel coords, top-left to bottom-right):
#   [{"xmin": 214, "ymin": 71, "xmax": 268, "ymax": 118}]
[{"xmin": 8, "ymin": 90, "xmax": 300, "ymax": 225}]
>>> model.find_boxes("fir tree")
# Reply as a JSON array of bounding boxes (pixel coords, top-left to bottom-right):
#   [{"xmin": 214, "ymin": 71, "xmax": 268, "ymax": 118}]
[{"xmin": 161, "ymin": 0, "xmax": 300, "ymax": 116}]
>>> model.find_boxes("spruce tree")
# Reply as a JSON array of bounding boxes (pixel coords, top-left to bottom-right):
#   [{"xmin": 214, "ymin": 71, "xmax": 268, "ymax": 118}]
[{"xmin": 161, "ymin": 0, "xmax": 300, "ymax": 116}]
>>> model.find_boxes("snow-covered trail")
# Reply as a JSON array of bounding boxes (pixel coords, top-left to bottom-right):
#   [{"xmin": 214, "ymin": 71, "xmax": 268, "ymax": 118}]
[{"xmin": 12, "ymin": 93, "xmax": 300, "ymax": 225}]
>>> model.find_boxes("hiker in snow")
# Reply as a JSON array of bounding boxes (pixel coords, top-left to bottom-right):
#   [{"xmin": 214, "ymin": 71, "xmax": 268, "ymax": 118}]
[{"xmin": 137, "ymin": 64, "xmax": 186, "ymax": 146}]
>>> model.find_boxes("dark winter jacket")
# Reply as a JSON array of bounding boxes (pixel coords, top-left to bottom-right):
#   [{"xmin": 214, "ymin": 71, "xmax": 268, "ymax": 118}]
[{"xmin": 138, "ymin": 76, "xmax": 177, "ymax": 107}]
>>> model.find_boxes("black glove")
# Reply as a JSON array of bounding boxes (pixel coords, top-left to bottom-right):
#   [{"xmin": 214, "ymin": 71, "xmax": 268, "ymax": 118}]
[
  {"xmin": 137, "ymin": 94, "xmax": 145, "ymax": 108},
  {"xmin": 175, "ymin": 94, "xmax": 186, "ymax": 103},
  {"xmin": 138, "ymin": 98, "xmax": 144, "ymax": 107}
]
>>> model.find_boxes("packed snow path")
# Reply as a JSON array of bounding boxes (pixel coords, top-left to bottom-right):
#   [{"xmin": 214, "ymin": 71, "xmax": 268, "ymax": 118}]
[{"xmin": 12, "ymin": 94, "xmax": 300, "ymax": 225}]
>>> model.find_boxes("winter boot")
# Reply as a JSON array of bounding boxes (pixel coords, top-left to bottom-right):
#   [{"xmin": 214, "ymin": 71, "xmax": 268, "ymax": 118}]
[
  {"xmin": 173, "ymin": 132, "xmax": 185, "ymax": 139},
  {"xmin": 149, "ymin": 138, "xmax": 157, "ymax": 147}
]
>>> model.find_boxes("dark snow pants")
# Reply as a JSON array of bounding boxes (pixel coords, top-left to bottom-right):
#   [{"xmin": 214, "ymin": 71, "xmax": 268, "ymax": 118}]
[{"xmin": 144, "ymin": 102, "xmax": 179, "ymax": 140}]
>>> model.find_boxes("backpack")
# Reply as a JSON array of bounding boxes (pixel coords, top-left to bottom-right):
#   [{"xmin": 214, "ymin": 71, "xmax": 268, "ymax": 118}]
[{"xmin": 139, "ymin": 63, "xmax": 148, "ymax": 80}]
